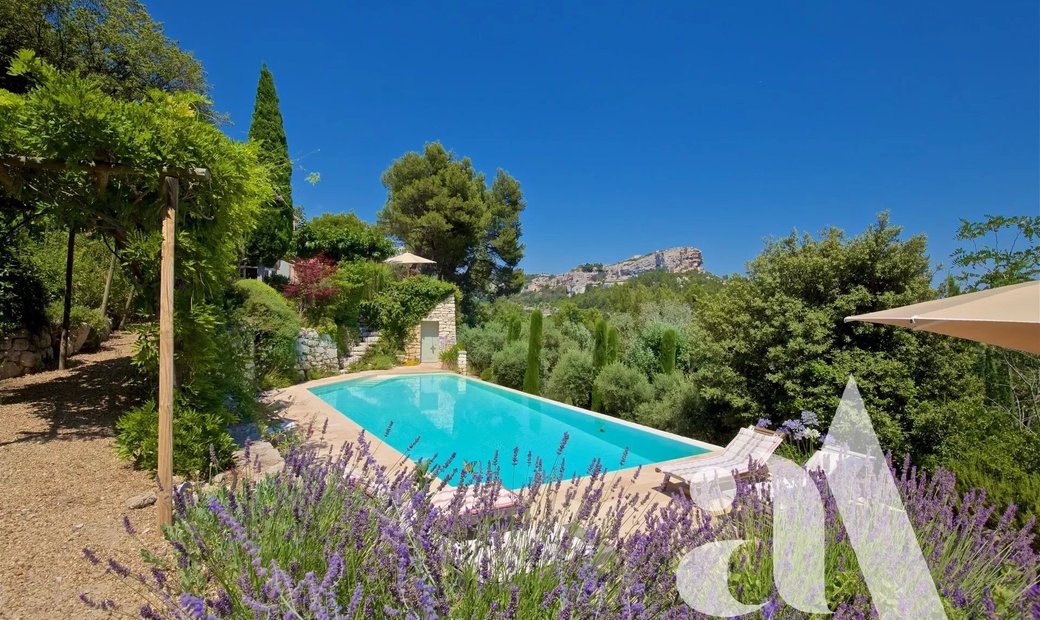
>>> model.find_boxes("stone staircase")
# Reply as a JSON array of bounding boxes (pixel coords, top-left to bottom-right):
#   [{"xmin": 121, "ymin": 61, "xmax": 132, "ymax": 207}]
[{"xmin": 340, "ymin": 327, "xmax": 382, "ymax": 370}]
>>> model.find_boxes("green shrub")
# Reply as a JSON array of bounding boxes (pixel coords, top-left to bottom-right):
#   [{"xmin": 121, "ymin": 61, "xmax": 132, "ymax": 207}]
[
  {"xmin": 523, "ymin": 312, "xmax": 543, "ymax": 394},
  {"xmin": 625, "ymin": 321, "xmax": 689, "ymax": 378},
  {"xmin": 262, "ymin": 273, "xmax": 289, "ymax": 290},
  {"xmin": 231, "ymin": 279, "xmax": 300, "ymax": 387},
  {"xmin": 0, "ymin": 243, "xmax": 48, "ymax": 337},
  {"xmin": 594, "ymin": 362, "xmax": 653, "ymax": 419},
  {"xmin": 507, "ymin": 315, "xmax": 522, "ymax": 343},
  {"xmin": 635, "ymin": 373, "xmax": 707, "ymax": 436},
  {"xmin": 45, "ymin": 301, "xmax": 111, "ymax": 350},
  {"xmin": 115, "ymin": 400, "xmax": 236, "ymax": 477},
  {"xmin": 347, "ymin": 338, "xmax": 401, "ymax": 372},
  {"xmin": 592, "ymin": 318, "xmax": 607, "ymax": 370},
  {"xmin": 490, "ymin": 342, "xmax": 527, "ymax": 391},
  {"xmin": 605, "ymin": 324, "xmax": 619, "ymax": 364},
  {"xmin": 440, "ymin": 342, "xmax": 463, "ymax": 368},
  {"xmin": 479, "ymin": 367, "xmax": 495, "ymax": 382},
  {"xmin": 546, "ymin": 349, "xmax": 596, "ymax": 408},
  {"xmin": 459, "ymin": 324, "xmax": 506, "ymax": 373}
]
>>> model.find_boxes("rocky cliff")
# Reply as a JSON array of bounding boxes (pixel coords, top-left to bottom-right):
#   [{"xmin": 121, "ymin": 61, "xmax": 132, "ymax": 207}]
[{"xmin": 525, "ymin": 246, "xmax": 703, "ymax": 295}]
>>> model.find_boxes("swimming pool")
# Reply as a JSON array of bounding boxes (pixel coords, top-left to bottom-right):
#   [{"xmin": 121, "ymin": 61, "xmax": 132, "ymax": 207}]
[{"xmin": 309, "ymin": 373, "xmax": 711, "ymax": 489}]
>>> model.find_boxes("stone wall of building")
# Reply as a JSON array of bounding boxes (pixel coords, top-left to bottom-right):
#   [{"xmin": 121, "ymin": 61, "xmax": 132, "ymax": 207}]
[
  {"xmin": 0, "ymin": 328, "xmax": 53, "ymax": 380},
  {"xmin": 295, "ymin": 328, "xmax": 339, "ymax": 375},
  {"xmin": 402, "ymin": 297, "xmax": 457, "ymax": 363}
]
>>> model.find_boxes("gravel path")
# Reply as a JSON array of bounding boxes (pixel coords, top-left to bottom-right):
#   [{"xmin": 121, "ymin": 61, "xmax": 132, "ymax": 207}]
[{"xmin": 0, "ymin": 332, "xmax": 164, "ymax": 619}]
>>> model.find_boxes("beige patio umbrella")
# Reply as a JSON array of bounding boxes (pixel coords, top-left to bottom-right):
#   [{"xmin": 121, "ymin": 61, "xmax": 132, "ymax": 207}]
[
  {"xmin": 844, "ymin": 280, "xmax": 1040, "ymax": 354},
  {"xmin": 384, "ymin": 252, "xmax": 436, "ymax": 265}
]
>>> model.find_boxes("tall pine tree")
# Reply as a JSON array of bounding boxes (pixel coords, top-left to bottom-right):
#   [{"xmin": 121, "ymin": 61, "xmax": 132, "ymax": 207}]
[{"xmin": 246, "ymin": 64, "xmax": 294, "ymax": 268}]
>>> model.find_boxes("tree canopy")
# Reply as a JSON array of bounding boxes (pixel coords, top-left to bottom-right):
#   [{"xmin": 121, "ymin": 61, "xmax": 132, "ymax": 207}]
[
  {"xmin": 245, "ymin": 65, "xmax": 294, "ymax": 267},
  {"xmin": 293, "ymin": 212, "xmax": 393, "ymax": 263},
  {"xmin": 0, "ymin": 0, "xmax": 206, "ymax": 99},
  {"xmin": 378, "ymin": 142, "xmax": 525, "ymax": 317}
]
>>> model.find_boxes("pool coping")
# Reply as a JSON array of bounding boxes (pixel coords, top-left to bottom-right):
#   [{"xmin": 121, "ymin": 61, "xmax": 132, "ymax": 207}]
[{"xmin": 266, "ymin": 366, "xmax": 725, "ymax": 501}]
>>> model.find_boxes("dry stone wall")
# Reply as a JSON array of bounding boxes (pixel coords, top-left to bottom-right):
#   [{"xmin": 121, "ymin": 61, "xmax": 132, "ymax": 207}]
[
  {"xmin": 295, "ymin": 328, "xmax": 338, "ymax": 375},
  {"xmin": 0, "ymin": 328, "xmax": 53, "ymax": 380}
]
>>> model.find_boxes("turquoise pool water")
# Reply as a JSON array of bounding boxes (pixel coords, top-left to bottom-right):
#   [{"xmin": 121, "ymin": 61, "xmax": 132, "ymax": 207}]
[{"xmin": 310, "ymin": 373, "xmax": 709, "ymax": 489}]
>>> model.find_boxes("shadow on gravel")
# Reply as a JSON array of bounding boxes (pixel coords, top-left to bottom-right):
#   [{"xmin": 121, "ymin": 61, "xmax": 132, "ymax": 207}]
[{"xmin": 0, "ymin": 342, "xmax": 144, "ymax": 447}]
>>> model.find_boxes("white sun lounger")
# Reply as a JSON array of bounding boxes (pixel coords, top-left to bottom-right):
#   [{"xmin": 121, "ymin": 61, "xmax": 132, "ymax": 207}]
[{"xmin": 655, "ymin": 426, "xmax": 784, "ymax": 489}]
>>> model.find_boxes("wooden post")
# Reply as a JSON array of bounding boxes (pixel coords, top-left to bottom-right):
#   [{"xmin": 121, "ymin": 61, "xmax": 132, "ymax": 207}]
[
  {"xmin": 157, "ymin": 176, "xmax": 178, "ymax": 527},
  {"xmin": 58, "ymin": 226, "xmax": 76, "ymax": 370}
]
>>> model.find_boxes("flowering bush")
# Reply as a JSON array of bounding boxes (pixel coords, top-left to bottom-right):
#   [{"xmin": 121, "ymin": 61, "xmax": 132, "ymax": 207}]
[
  {"xmin": 85, "ymin": 430, "xmax": 1038, "ymax": 618},
  {"xmin": 758, "ymin": 410, "xmax": 823, "ymax": 464},
  {"xmin": 283, "ymin": 255, "xmax": 340, "ymax": 324}
]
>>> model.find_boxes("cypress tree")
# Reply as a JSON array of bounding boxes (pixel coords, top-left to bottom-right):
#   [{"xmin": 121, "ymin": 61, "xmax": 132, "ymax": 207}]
[
  {"xmin": 246, "ymin": 64, "xmax": 294, "ymax": 267},
  {"xmin": 592, "ymin": 318, "xmax": 607, "ymax": 370},
  {"xmin": 591, "ymin": 318, "xmax": 608, "ymax": 410},
  {"xmin": 605, "ymin": 324, "xmax": 619, "ymax": 364},
  {"xmin": 507, "ymin": 315, "xmax": 522, "ymax": 343},
  {"xmin": 523, "ymin": 311, "xmax": 543, "ymax": 394},
  {"xmin": 660, "ymin": 328, "xmax": 677, "ymax": 374}
]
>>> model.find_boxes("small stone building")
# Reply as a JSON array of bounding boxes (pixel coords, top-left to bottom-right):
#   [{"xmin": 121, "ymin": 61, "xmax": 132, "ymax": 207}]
[{"xmin": 403, "ymin": 297, "xmax": 457, "ymax": 364}]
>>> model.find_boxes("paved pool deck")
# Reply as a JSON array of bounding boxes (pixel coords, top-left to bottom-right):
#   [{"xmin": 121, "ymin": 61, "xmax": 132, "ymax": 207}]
[{"xmin": 266, "ymin": 366, "xmax": 727, "ymax": 518}]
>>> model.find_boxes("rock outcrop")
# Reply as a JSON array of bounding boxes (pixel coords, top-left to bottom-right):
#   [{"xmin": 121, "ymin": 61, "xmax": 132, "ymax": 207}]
[{"xmin": 525, "ymin": 246, "xmax": 703, "ymax": 296}]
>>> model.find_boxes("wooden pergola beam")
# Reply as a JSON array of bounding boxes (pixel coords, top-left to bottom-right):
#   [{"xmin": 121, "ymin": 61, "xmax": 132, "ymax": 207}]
[{"xmin": 0, "ymin": 153, "xmax": 209, "ymax": 528}]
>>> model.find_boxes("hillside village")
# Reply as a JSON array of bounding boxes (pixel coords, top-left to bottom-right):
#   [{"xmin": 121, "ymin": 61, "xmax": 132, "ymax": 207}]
[{"xmin": 525, "ymin": 246, "xmax": 704, "ymax": 295}]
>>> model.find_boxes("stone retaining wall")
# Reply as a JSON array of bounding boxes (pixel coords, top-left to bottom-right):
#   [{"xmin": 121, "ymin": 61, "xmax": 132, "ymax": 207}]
[
  {"xmin": 0, "ymin": 328, "xmax": 53, "ymax": 380},
  {"xmin": 403, "ymin": 297, "xmax": 457, "ymax": 362},
  {"xmin": 295, "ymin": 328, "xmax": 338, "ymax": 375}
]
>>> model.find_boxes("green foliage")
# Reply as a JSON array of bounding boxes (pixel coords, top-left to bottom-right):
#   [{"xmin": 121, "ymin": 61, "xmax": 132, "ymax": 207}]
[
  {"xmin": 506, "ymin": 315, "xmax": 523, "ymax": 343},
  {"xmin": 231, "ymin": 279, "xmax": 300, "ymax": 387},
  {"xmin": 659, "ymin": 328, "xmax": 677, "ymax": 374},
  {"xmin": 523, "ymin": 312, "xmax": 543, "ymax": 394},
  {"xmin": 0, "ymin": 243, "xmax": 47, "ymax": 336},
  {"xmin": 115, "ymin": 400, "xmax": 235, "ymax": 477},
  {"xmin": 45, "ymin": 301, "xmax": 109, "ymax": 349},
  {"xmin": 605, "ymin": 324, "xmax": 619, "ymax": 364},
  {"xmin": 691, "ymin": 214, "xmax": 981, "ymax": 451},
  {"xmin": 28, "ymin": 230, "xmax": 134, "ymax": 323},
  {"xmin": 546, "ymin": 349, "xmax": 596, "ymax": 408},
  {"xmin": 439, "ymin": 341, "xmax": 463, "ymax": 367},
  {"xmin": 930, "ymin": 403, "xmax": 1040, "ymax": 526},
  {"xmin": 593, "ymin": 362, "xmax": 653, "ymax": 419},
  {"xmin": 245, "ymin": 65, "xmax": 294, "ymax": 267},
  {"xmin": 378, "ymin": 142, "xmax": 525, "ymax": 318},
  {"xmin": 952, "ymin": 214, "xmax": 1040, "ymax": 289},
  {"xmin": 292, "ymin": 212, "xmax": 393, "ymax": 263},
  {"xmin": 347, "ymin": 341, "xmax": 399, "ymax": 372},
  {"xmin": 459, "ymin": 323, "xmax": 506, "ymax": 374},
  {"xmin": 624, "ymin": 321, "xmax": 689, "ymax": 379},
  {"xmin": 0, "ymin": 0, "xmax": 206, "ymax": 99},
  {"xmin": 490, "ymin": 341, "xmax": 527, "ymax": 391},
  {"xmin": 361, "ymin": 275, "xmax": 457, "ymax": 347},
  {"xmin": 592, "ymin": 318, "xmax": 607, "ymax": 370},
  {"xmin": 634, "ymin": 374, "xmax": 707, "ymax": 436}
]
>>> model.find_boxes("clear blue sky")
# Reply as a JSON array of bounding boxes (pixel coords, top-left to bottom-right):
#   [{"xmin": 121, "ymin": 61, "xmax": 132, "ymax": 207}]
[{"xmin": 151, "ymin": 1, "xmax": 1038, "ymax": 276}]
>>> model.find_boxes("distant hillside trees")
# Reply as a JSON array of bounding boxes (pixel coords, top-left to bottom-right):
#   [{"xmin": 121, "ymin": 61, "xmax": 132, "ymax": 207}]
[
  {"xmin": 245, "ymin": 65, "xmax": 295, "ymax": 268},
  {"xmin": 378, "ymin": 142, "xmax": 525, "ymax": 319}
]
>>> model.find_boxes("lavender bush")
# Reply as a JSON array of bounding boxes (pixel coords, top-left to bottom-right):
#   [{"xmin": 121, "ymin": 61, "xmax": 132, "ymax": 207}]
[{"xmin": 85, "ymin": 428, "xmax": 1039, "ymax": 619}]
